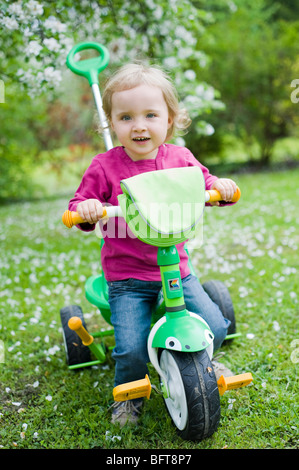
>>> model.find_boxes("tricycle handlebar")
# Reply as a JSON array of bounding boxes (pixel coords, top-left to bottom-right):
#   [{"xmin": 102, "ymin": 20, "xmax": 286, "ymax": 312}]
[
  {"xmin": 62, "ymin": 187, "xmax": 241, "ymax": 228},
  {"xmin": 62, "ymin": 206, "xmax": 122, "ymax": 228},
  {"xmin": 205, "ymin": 186, "xmax": 241, "ymax": 203}
]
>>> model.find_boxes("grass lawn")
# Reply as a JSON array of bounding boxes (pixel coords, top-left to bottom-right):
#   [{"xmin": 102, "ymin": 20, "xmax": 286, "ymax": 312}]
[{"xmin": 0, "ymin": 168, "xmax": 298, "ymax": 450}]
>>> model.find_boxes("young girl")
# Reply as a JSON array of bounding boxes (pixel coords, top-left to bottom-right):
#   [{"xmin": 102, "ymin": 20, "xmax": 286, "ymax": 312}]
[{"xmin": 68, "ymin": 63, "xmax": 237, "ymax": 426}]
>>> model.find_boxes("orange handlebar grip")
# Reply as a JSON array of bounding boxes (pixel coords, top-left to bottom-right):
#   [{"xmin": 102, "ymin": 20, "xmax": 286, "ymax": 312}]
[
  {"xmin": 206, "ymin": 186, "xmax": 241, "ymax": 203},
  {"xmin": 68, "ymin": 316, "xmax": 94, "ymax": 346},
  {"xmin": 231, "ymin": 186, "xmax": 241, "ymax": 202},
  {"xmin": 62, "ymin": 208, "xmax": 108, "ymax": 228},
  {"xmin": 206, "ymin": 190, "xmax": 220, "ymax": 202},
  {"xmin": 62, "ymin": 210, "xmax": 85, "ymax": 228}
]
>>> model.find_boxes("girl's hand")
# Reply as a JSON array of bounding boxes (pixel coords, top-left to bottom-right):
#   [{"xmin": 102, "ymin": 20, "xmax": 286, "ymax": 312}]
[
  {"xmin": 211, "ymin": 178, "xmax": 237, "ymax": 206},
  {"xmin": 77, "ymin": 199, "xmax": 105, "ymax": 224}
]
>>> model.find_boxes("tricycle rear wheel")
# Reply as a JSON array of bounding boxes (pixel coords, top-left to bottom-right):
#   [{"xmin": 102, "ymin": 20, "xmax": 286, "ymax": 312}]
[
  {"xmin": 202, "ymin": 280, "xmax": 236, "ymax": 335},
  {"xmin": 60, "ymin": 305, "xmax": 92, "ymax": 367}
]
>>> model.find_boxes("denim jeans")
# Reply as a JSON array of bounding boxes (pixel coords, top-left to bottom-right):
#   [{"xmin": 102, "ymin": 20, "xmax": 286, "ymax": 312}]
[{"xmin": 107, "ymin": 274, "xmax": 230, "ymax": 386}]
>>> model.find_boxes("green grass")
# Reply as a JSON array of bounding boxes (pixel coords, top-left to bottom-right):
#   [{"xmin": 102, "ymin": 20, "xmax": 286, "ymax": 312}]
[{"xmin": 0, "ymin": 168, "xmax": 298, "ymax": 449}]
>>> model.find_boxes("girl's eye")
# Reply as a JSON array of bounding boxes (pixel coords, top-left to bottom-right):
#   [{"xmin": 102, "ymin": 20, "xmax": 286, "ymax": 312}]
[
  {"xmin": 147, "ymin": 113, "xmax": 156, "ymax": 118},
  {"xmin": 121, "ymin": 115, "xmax": 131, "ymax": 121}
]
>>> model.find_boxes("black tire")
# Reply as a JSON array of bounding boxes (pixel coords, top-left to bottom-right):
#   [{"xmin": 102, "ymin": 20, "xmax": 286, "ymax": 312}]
[
  {"xmin": 60, "ymin": 305, "xmax": 92, "ymax": 367},
  {"xmin": 202, "ymin": 280, "xmax": 236, "ymax": 335},
  {"xmin": 159, "ymin": 349, "xmax": 221, "ymax": 441}
]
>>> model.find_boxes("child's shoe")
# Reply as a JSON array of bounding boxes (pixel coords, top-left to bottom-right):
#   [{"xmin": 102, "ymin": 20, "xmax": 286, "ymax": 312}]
[{"xmin": 111, "ymin": 399, "xmax": 143, "ymax": 426}]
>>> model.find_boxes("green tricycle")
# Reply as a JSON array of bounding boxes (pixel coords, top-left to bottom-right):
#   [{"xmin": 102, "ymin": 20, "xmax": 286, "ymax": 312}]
[{"xmin": 60, "ymin": 42, "xmax": 252, "ymax": 441}]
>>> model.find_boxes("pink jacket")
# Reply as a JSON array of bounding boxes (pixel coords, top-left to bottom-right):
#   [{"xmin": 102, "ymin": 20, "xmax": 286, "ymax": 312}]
[{"xmin": 69, "ymin": 144, "xmax": 218, "ymax": 281}]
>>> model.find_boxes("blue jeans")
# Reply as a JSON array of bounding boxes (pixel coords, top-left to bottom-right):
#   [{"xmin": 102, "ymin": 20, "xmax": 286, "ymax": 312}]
[{"xmin": 107, "ymin": 274, "xmax": 230, "ymax": 386}]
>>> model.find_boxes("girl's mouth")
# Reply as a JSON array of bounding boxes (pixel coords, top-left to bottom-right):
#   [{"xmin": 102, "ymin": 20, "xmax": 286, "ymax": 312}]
[{"xmin": 132, "ymin": 137, "xmax": 150, "ymax": 142}]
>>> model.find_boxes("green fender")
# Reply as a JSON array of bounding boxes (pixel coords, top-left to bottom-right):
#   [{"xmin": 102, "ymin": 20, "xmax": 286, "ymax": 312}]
[{"xmin": 150, "ymin": 310, "xmax": 214, "ymax": 353}]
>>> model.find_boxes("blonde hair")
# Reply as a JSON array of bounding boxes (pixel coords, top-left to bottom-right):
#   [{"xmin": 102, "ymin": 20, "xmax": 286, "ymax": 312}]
[{"xmin": 101, "ymin": 63, "xmax": 191, "ymax": 141}]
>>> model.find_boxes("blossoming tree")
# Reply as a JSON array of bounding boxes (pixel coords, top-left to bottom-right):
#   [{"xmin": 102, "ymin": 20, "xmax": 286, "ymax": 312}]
[
  {"xmin": 0, "ymin": 0, "xmax": 227, "ymax": 199},
  {"xmin": 0, "ymin": 0, "xmax": 223, "ymax": 129}
]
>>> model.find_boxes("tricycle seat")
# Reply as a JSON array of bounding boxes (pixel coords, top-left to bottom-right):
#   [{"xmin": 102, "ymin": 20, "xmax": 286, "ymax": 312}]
[{"xmin": 85, "ymin": 275, "xmax": 112, "ymax": 325}]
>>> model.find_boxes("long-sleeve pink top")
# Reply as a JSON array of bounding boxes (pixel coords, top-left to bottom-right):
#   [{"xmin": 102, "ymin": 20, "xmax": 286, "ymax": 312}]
[{"xmin": 68, "ymin": 144, "xmax": 219, "ymax": 281}]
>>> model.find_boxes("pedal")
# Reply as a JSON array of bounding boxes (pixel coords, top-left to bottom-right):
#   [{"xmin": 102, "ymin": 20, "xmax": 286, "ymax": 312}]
[
  {"xmin": 217, "ymin": 373, "xmax": 253, "ymax": 396},
  {"xmin": 113, "ymin": 375, "xmax": 152, "ymax": 401}
]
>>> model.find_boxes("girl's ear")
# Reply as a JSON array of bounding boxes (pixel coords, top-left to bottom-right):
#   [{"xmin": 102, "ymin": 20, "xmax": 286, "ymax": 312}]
[{"xmin": 167, "ymin": 115, "xmax": 174, "ymax": 129}]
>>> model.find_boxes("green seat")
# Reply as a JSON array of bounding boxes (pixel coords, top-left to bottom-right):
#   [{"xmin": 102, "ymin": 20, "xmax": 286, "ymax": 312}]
[
  {"xmin": 118, "ymin": 167, "xmax": 205, "ymax": 247},
  {"xmin": 85, "ymin": 275, "xmax": 112, "ymax": 325}
]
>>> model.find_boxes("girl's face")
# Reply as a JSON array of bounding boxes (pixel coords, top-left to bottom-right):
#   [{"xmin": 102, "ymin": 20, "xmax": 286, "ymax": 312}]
[{"xmin": 110, "ymin": 84, "xmax": 173, "ymax": 161}]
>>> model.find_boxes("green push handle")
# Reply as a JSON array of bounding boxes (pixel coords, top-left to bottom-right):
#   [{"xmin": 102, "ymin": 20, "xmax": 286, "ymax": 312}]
[{"xmin": 66, "ymin": 42, "xmax": 110, "ymax": 86}]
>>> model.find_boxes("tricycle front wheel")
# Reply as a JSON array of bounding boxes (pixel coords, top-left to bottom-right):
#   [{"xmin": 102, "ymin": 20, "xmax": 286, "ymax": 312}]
[{"xmin": 159, "ymin": 349, "xmax": 220, "ymax": 441}]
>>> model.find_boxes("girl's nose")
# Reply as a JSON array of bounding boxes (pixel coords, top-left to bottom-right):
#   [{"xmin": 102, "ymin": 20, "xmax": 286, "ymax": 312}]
[{"xmin": 132, "ymin": 118, "xmax": 146, "ymax": 132}]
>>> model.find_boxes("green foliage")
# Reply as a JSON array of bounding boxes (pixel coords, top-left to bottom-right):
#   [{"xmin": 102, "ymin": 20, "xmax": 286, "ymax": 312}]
[
  {"xmin": 0, "ymin": 0, "xmax": 222, "ymax": 201},
  {"xmin": 193, "ymin": 0, "xmax": 299, "ymax": 164},
  {"xmin": 0, "ymin": 85, "xmax": 45, "ymax": 201},
  {"xmin": 1, "ymin": 0, "xmax": 299, "ymax": 201}
]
